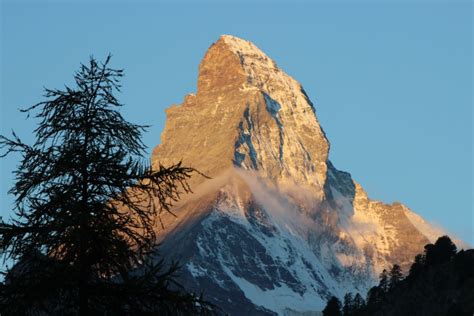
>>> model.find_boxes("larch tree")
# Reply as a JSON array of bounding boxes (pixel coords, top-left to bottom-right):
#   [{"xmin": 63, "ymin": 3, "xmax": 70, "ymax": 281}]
[{"xmin": 0, "ymin": 56, "xmax": 212, "ymax": 315}]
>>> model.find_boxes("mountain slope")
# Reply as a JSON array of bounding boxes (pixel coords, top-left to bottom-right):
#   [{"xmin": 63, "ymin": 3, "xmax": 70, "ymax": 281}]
[{"xmin": 150, "ymin": 35, "xmax": 450, "ymax": 315}]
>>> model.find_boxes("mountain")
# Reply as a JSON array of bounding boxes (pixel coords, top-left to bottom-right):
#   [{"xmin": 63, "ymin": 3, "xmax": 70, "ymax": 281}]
[{"xmin": 150, "ymin": 35, "xmax": 454, "ymax": 315}]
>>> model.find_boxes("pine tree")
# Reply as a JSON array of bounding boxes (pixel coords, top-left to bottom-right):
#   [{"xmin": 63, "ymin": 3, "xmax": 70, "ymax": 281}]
[
  {"xmin": 342, "ymin": 292, "xmax": 354, "ymax": 316},
  {"xmin": 408, "ymin": 253, "xmax": 426, "ymax": 279},
  {"xmin": 365, "ymin": 285, "xmax": 384, "ymax": 313},
  {"xmin": 379, "ymin": 269, "xmax": 389, "ymax": 292},
  {"xmin": 388, "ymin": 264, "xmax": 403, "ymax": 290},
  {"xmin": 322, "ymin": 296, "xmax": 342, "ymax": 316},
  {"xmin": 352, "ymin": 293, "xmax": 365, "ymax": 316},
  {"xmin": 0, "ymin": 56, "xmax": 211, "ymax": 315},
  {"xmin": 425, "ymin": 235, "xmax": 457, "ymax": 266}
]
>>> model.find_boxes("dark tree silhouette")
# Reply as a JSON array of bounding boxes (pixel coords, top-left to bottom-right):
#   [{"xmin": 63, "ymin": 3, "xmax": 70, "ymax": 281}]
[
  {"xmin": 352, "ymin": 293, "xmax": 365, "ymax": 316},
  {"xmin": 378, "ymin": 269, "xmax": 389, "ymax": 293},
  {"xmin": 341, "ymin": 292, "xmax": 366, "ymax": 316},
  {"xmin": 342, "ymin": 292, "xmax": 354, "ymax": 316},
  {"xmin": 0, "ymin": 56, "xmax": 211, "ymax": 315},
  {"xmin": 425, "ymin": 235, "xmax": 457, "ymax": 266},
  {"xmin": 322, "ymin": 296, "xmax": 342, "ymax": 316},
  {"xmin": 365, "ymin": 285, "xmax": 384, "ymax": 313},
  {"xmin": 408, "ymin": 253, "xmax": 425, "ymax": 280},
  {"xmin": 388, "ymin": 264, "xmax": 403, "ymax": 290}
]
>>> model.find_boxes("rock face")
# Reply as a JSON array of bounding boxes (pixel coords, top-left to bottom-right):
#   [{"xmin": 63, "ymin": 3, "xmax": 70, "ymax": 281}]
[
  {"xmin": 151, "ymin": 35, "xmax": 447, "ymax": 315},
  {"xmin": 152, "ymin": 35, "xmax": 329, "ymax": 196}
]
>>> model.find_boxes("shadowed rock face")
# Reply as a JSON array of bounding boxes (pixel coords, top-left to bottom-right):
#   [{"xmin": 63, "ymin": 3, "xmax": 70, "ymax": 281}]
[{"xmin": 150, "ymin": 35, "xmax": 449, "ymax": 315}]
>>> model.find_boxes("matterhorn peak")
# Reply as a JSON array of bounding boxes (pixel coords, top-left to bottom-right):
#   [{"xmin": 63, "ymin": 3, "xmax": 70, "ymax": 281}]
[
  {"xmin": 150, "ymin": 35, "xmax": 453, "ymax": 315},
  {"xmin": 154, "ymin": 35, "xmax": 329, "ymax": 195},
  {"xmin": 197, "ymin": 34, "xmax": 280, "ymax": 95}
]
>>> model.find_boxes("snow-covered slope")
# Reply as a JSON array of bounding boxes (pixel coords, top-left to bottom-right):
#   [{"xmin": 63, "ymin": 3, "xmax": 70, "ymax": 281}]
[{"xmin": 150, "ymin": 35, "xmax": 452, "ymax": 315}]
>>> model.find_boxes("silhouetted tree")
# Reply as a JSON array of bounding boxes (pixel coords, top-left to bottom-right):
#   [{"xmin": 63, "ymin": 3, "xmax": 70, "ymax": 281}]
[
  {"xmin": 454, "ymin": 249, "xmax": 474, "ymax": 279},
  {"xmin": 323, "ymin": 296, "xmax": 342, "ymax": 316},
  {"xmin": 389, "ymin": 264, "xmax": 403, "ymax": 290},
  {"xmin": 379, "ymin": 269, "xmax": 389, "ymax": 293},
  {"xmin": 408, "ymin": 253, "xmax": 425, "ymax": 280},
  {"xmin": 365, "ymin": 285, "xmax": 384, "ymax": 313},
  {"xmin": 352, "ymin": 293, "xmax": 365, "ymax": 316},
  {"xmin": 425, "ymin": 235, "xmax": 457, "ymax": 266},
  {"xmin": 342, "ymin": 292, "xmax": 354, "ymax": 316},
  {"xmin": 0, "ymin": 56, "xmax": 211, "ymax": 315}
]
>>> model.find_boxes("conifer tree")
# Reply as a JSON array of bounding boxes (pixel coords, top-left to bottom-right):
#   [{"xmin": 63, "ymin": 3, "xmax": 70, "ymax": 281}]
[
  {"xmin": 408, "ymin": 253, "xmax": 426, "ymax": 279},
  {"xmin": 352, "ymin": 293, "xmax": 365, "ymax": 316},
  {"xmin": 425, "ymin": 235, "xmax": 457, "ymax": 266},
  {"xmin": 366, "ymin": 285, "xmax": 384, "ymax": 312},
  {"xmin": 0, "ymin": 56, "xmax": 211, "ymax": 315},
  {"xmin": 389, "ymin": 264, "xmax": 403, "ymax": 290},
  {"xmin": 322, "ymin": 296, "xmax": 342, "ymax": 316},
  {"xmin": 379, "ymin": 269, "xmax": 389, "ymax": 293},
  {"xmin": 342, "ymin": 292, "xmax": 354, "ymax": 316}
]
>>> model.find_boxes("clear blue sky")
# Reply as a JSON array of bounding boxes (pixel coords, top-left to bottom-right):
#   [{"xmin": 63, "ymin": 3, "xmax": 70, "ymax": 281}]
[{"xmin": 1, "ymin": 1, "xmax": 472, "ymax": 245}]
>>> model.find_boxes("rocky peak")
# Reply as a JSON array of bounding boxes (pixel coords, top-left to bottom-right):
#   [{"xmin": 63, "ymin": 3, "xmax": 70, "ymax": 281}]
[
  {"xmin": 197, "ymin": 35, "xmax": 279, "ymax": 96},
  {"xmin": 153, "ymin": 35, "xmax": 330, "ymax": 197},
  {"xmin": 196, "ymin": 35, "xmax": 248, "ymax": 96}
]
